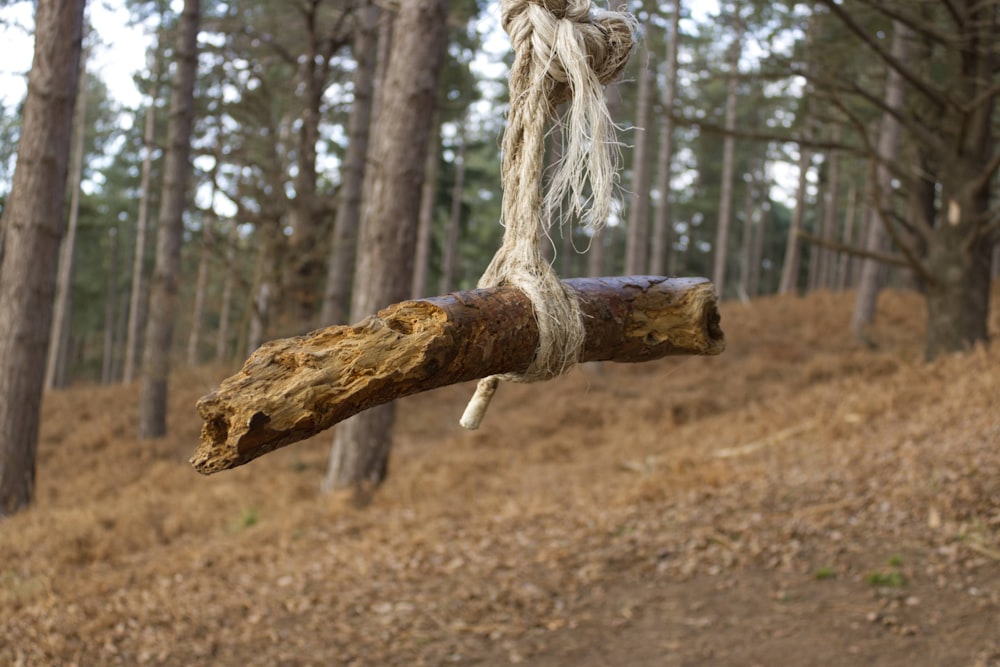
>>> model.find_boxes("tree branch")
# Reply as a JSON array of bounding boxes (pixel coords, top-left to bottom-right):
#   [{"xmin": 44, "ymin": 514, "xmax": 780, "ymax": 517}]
[
  {"xmin": 674, "ymin": 114, "xmax": 864, "ymax": 155},
  {"xmin": 817, "ymin": 0, "xmax": 954, "ymax": 111},
  {"xmin": 191, "ymin": 276, "xmax": 726, "ymax": 474},
  {"xmin": 853, "ymin": 0, "xmax": 957, "ymax": 45},
  {"xmin": 796, "ymin": 230, "xmax": 911, "ymax": 267}
]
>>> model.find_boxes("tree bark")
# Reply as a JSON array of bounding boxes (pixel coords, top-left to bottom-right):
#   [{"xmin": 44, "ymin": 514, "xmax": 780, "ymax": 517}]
[
  {"xmin": 818, "ymin": 129, "xmax": 841, "ymax": 290},
  {"xmin": 624, "ymin": 43, "xmax": 652, "ymax": 275},
  {"xmin": 193, "ymin": 276, "xmax": 725, "ymax": 475},
  {"xmin": 737, "ymin": 163, "xmax": 756, "ymax": 302},
  {"xmin": 322, "ymin": 0, "xmax": 449, "ymax": 499},
  {"xmin": 411, "ymin": 110, "xmax": 441, "ymax": 299},
  {"xmin": 321, "ymin": 3, "xmax": 380, "ymax": 324},
  {"xmin": 186, "ymin": 225, "xmax": 211, "ymax": 366},
  {"xmin": 285, "ymin": 0, "xmax": 351, "ymax": 329},
  {"xmin": 712, "ymin": 23, "xmax": 740, "ymax": 299},
  {"xmin": 45, "ymin": 53, "xmax": 88, "ymax": 390},
  {"xmin": 101, "ymin": 227, "xmax": 119, "ymax": 385},
  {"xmin": 138, "ymin": 0, "xmax": 200, "ymax": 439},
  {"xmin": 778, "ymin": 139, "xmax": 812, "ymax": 295},
  {"xmin": 439, "ymin": 119, "xmax": 468, "ymax": 294},
  {"xmin": 649, "ymin": 0, "xmax": 681, "ymax": 275},
  {"xmin": 123, "ymin": 42, "xmax": 161, "ymax": 385},
  {"xmin": 835, "ymin": 179, "xmax": 857, "ymax": 290},
  {"xmin": 215, "ymin": 220, "xmax": 238, "ymax": 363},
  {"xmin": 850, "ymin": 22, "xmax": 909, "ymax": 335},
  {"xmin": 0, "ymin": 0, "xmax": 85, "ymax": 516}
]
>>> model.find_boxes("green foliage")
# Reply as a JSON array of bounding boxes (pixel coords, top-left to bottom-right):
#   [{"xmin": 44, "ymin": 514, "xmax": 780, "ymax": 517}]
[
  {"xmin": 866, "ymin": 570, "xmax": 906, "ymax": 588},
  {"xmin": 814, "ymin": 566, "xmax": 836, "ymax": 580},
  {"xmin": 234, "ymin": 507, "xmax": 260, "ymax": 530}
]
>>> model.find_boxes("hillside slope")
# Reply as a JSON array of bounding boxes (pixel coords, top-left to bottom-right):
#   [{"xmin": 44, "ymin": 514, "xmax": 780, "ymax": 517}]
[{"xmin": 1, "ymin": 287, "xmax": 998, "ymax": 666}]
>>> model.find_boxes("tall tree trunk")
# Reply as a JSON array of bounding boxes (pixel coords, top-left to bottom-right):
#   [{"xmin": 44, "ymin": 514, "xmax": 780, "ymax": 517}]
[
  {"xmin": 850, "ymin": 176, "xmax": 872, "ymax": 288},
  {"xmin": 186, "ymin": 226, "xmax": 211, "ymax": 366},
  {"xmin": 138, "ymin": 0, "xmax": 200, "ymax": 439},
  {"xmin": 440, "ymin": 120, "xmax": 468, "ymax": 294},
  {"xmin": 587, "ymin": 227, "xmax": 606, "ymax": 277},
  {"xmin": 412, "ymin": 110, "xmax": 441, "ymax": 299},
  {"xmin": 921, "ymin": 2, "xmax": 996, "ymax": 358},
  {"xmin": 850, "ymin": 22, "xmax": 909, "ymax": 335},
  {"xmin": 322, "ymin": 0, "xmax": 448, "ymax": 502},
  {"xmin": 818, "ymin": 129, "xmax": 841, "ymax": 290},
  {"xmin": 649, "ymin": 0, "xmax": 681, "ymax": 275},
  {"xmin": 285, "ymin": 2, "xmax": 331, "ymax": 329},
  {"xmin": 836, "ymin": 179, "xmax": 857, "ymax": 290},
  {"xmin": 101, "ymin": 227, "xmax": 119, "ymax": 385},
  {"xmin": 45, "ymin": 53, "xmax": 88, "ymax": 390},
  {"xmin": 321, "ymin": 3, "xmax": 380, "ymax": 325},
  {"xmin": 624, "ymin": 43, "xmax": 652, "ymax": 275},
  {"xmin": 748, "ymin": 165, "xmax": 768, "ymax": 298},
  {"xmin": 737, "ymin": 163, "xmax": 756, "ymax": 302},
  {"xmin": 123, "ymin": 47, "xmax": 161, "ymax": 384},
  {"xmin": 778, "ymin": 140, "xmax": 812, "ymax": 295},
  {"xmin": 215, "ymin": 220, "xmax": 238, "ymax": 362},
  {"xmin": 0, "ymin": 0, "xmax": 85, "ymax": 516},
  {"xmin": 246, "ymin": 223, "xmax": 281, "ymax": 356},
  {"xmin": 712, "ymin": 18, "xmax": 740, "ymax": 298}
]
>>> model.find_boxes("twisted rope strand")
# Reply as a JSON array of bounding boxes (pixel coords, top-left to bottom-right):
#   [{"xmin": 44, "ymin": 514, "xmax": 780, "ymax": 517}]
[{"xmin": 460, "ymin": 0, "xmax": 635, "ymax": 429}]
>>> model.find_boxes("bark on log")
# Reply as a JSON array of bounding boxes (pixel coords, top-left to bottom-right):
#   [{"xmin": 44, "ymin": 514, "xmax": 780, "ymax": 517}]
[{"xmin": 191, "ymin": 276, "xmax": 725, "ymax": 474}]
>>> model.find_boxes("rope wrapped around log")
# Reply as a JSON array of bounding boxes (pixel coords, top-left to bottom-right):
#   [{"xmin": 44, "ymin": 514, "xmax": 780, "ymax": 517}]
[{"xmin": 191, "ymin": 276, "xmax": 725, "ymax": 474}]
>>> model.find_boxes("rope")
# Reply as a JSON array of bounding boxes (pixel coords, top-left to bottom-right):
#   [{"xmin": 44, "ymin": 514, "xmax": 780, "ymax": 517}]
[{"xmin": 460, "ymin": 0, "xmax": 635, "ymax": 429}]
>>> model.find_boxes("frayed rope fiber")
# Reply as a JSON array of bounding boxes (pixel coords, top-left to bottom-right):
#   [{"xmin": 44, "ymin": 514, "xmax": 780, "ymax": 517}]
[{"xmin": 460, "ymin": 0, "xmax": 636, "ymax": 429}]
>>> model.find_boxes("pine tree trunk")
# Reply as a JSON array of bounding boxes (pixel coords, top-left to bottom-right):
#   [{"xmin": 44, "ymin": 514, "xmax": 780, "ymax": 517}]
[
  {"xmin": 45, "ymin": 54, "xmax": 88, "ymax": 391},
  {"xmin": 138, "ymin": 0, "xmax": 200, "ymax": 439},
  {"xmin": 818, "ymin": 130, "xmax": 841, "ymax": 290},
  {"xmin": 246, "ymin": 226, "xmax": 280, "ymax": 356},
  {"xmin": 836, "ymin": 180, "xmax": 857, "ymax": 290},
  {"xmin": 737, "ymin": 164, "xmax": 756, "ymax": 302},
  {"xmin": 186, "ymin": 227, "xmax": 210, "ymax": 366},
  {"xmin": 102, "ymin": 227, "xmax": 120, "ymax": 385},
  {"xmin": 322, "ymin": 0, "xmax": 448, "ymax": 502},
  {"xmin": 321, "ymin": 3, "xmax": 380, "ymax": 325},
  {"xmin": 778, "ymin": 141, "xmax": 812, "ymax": 295},
  {"xmin": 649, "ymin": 0, "xmax": 681, "ymax": 275},
  {"xmin": 712, "ymin": 22, "xmax": 740, "ymax": 298},
  {"xmin": 925, "ymin": 222, "xmax": 992, "ymax": 359},
  {"xmin": 851, "ymin": 22, "xmax": 909, "ymax": 335},
  {"xmin": 587, "ymin": 226, "xmax": 606, "ymax": 277},
  {"xmin": 412, "ymin": 111, "xmax": 441, "ymax": 299},
  {"xmin": 215, "ymin": 221, "xmax": 238, "ymax": 362},
  {"xmin": 440, "ymin": 120, "xmax": 467, "ymax": 294},
  {"xmin": 285, "ymin": 1, "xmax": 331, "ymax": 329},
  {"xmin": 749, "ymin": 170, "xmax": 767, "ymax": 298},
  {"xmin": 123, "ymin": 48, "xmax": 161, "ymax": 384},
  {"xmin": 624, "ymin": 44, "xmax": 652, "ymax": 275},
  {"xmin": 0, "ymin": 0, "xmax": 85, "ymax": 516}
]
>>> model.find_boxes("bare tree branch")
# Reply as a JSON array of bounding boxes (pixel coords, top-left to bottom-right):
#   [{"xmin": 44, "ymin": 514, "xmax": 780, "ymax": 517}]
[
  {"xmin": 674, "ymin": 114, "xmax": 865, "ymax": 155},
  {"xmin": 854, "ymin": 0, "xmax": 957, "ymax": 45},
  {"xmin": 817, "ymin": 0, "xmax": 955, "ymax": 111},
  {"xmin": 796, "ymin": 230, "xmax": 911, "ymax": 267},
  {"xmin": 938, "ymin": 0, "xmax": 964, "ymax": 26}
]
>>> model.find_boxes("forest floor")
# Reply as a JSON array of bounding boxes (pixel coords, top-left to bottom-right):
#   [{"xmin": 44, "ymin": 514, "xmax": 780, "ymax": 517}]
[{"xmin": 2, "ymin": 286, "xmax": 999, "ymax": 666}]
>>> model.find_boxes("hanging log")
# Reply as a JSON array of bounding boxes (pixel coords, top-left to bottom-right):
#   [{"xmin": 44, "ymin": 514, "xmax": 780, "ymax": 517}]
[{"xmin": 191, "ymin": 276, "xmax": 725, "ymax": 474}]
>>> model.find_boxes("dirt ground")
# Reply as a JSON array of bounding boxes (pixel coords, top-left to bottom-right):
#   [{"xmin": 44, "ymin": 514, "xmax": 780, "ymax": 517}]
[{"xmin": 2, "ymin": 286, "xmax": 999, "ymax": 666}]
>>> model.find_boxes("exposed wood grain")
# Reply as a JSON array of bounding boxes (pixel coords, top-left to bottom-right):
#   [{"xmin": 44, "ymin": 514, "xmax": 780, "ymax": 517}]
[{"xmin": 192, "ymin": 276, "xmax": 725, "ymax": 474}]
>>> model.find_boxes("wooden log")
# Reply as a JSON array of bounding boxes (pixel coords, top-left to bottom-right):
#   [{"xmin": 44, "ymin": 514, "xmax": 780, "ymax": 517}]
[{"xmin": 191, "ymin": 276, "xmax": 725, "ymax": 474}]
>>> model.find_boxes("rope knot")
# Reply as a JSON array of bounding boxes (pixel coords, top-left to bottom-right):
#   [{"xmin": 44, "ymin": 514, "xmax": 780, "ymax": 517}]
[{"xmin": 503, "ymin": 0, "xmax": 635, "ymax": 106}]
